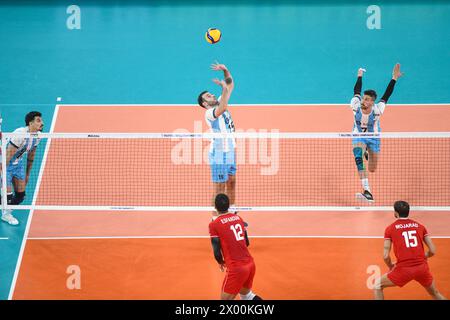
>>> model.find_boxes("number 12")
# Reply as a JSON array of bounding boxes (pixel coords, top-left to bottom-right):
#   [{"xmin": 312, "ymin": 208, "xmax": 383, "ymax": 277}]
[{"xmin": 230, "ymin": 224, "xmax": 244, "ymax": 241}]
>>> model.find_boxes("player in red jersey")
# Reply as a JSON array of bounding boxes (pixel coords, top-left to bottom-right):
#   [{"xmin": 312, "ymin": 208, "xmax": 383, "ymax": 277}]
[
  {"xmin": 209, "ymin": 193, "xmax": 262, "ymax": 300},
  {"xmin": 374, "ymin": 201, "xmax": 446, "ymax": 300}
]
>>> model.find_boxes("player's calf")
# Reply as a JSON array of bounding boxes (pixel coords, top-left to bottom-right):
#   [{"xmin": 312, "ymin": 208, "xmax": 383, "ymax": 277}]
[
  {"xmin": 373, "ymin": 281, "xmax": 385, "ymax": 300},
  {"xmin": 373, "ymin": 274, "xmax": 396, "ymax": 300},
  {"xmin": 368, "ymin": 150, "xmax": 378, "ymax": 173},
  {"xmin": 212, "ymin": 183, "xmax": 226, "ymax": 215},
  {"xmin": 353, "ymin": 144, "xmax": 375, "ymax": 201},
  {"xmin": 221, "ymin": 292, "xmax": 238, "ymax": 300},
  {"xmin": 226, "ymin": 175, "xmax": 236, "ymax": 208},
  {"xmin": 352, "ymin": 146, "xmax": 365, "ymax": 172},
  {"xmin": 425, "ymin": 282, "xmax": 447, "ymax": 300}
]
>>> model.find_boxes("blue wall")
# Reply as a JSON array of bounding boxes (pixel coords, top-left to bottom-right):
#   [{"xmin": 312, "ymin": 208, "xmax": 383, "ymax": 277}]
[{"xmin": 0, "ymin": 0, "xmax": 449, "ymax": 105}]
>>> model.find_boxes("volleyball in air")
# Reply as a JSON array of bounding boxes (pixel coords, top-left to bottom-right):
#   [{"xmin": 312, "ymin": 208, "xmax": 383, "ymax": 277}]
[{"xmin": 205, "ymin": 28, "xmax": 221, "ymax": 44}]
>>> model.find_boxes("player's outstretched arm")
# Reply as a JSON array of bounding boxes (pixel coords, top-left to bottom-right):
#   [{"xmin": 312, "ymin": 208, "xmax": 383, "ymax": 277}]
[
  {"xmin": 212, "ymin": 78, "xmax": 230, "ymax": 118},
  {"xmin": 383, "ymin": 239, "xmax": 394, "ymax": 269},
  {"xmin": 354, "ymin": 68, "xmax": 366, "ymax": 97},
  {"xmin": 380, "ymin": 63, "xmax": 403, "ymax": 103},
  {"xmin": 211, "ymin": 62, "xmax": 234, "ymax": 93},
  {"xmin": 211, "ymin": 237, "xmax": 225, "ymax": 265},
  {"xmin": 424, "ymin": 235, "xmax": 436, "ymax": 258}
]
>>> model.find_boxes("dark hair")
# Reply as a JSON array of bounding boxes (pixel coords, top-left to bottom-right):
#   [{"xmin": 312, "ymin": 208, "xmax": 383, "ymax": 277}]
[
  {"xmin": 25, "ymin": 111, "xmax": 42, "ymax": 126},
  {"xmin": 364, "ymin": 90, "xmax": 377, "ymax": 101},
  {"xmin": 215, "ymin": 193, "xmax": 230, "ymax": 213},
  {"xmin": 198, "ymin": 90, "xmax": 208, "ymax": 108},
  {"xmin": 394, "ymin": 200, "xmax": 410, "ymax": 218}
]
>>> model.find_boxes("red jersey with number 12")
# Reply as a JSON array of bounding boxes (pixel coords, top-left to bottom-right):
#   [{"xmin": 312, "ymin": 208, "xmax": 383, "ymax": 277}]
[
  {"xmin": 209, "ymin": 213, "xmax": 253, "ymax": 267},
  {"xmin": 384, "ymin": 218, "xmax": 429, "ymax": 267}
]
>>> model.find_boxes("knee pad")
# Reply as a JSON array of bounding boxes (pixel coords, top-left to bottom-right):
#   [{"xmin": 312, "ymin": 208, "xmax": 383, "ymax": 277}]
[
  {"xmin": 353, "ymin": 147, "xmax": 365, "ymax": 171},
  {"xmin": 11, "ymin": 192, "xmax": 25, "ymax": 205}
]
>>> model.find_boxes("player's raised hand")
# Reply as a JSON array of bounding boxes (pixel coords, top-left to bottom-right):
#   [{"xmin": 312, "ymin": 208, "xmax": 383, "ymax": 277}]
[
  {"xmin": 211, "ymin": 61, "xmax": 227, "ymax": 72},
  {"xmin": 392, "ymin": 63, "xmax": 403, "ymax": 80},
  {"xmin": 213, "ymin": 78, "xmax": 227, "ymax": 89},
  {"xmin": 357, "ymin": 68, "xmax": 366, "ymax": 77},
  {"xmin": 219, "ymin": 263, "xmax": 226, "ymax": 272}
]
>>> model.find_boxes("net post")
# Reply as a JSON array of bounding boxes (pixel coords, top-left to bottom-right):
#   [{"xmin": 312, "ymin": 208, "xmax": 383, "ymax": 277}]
[{"xmin": 1, "ymin": 128, "xmax": 7, "ymax": 211}]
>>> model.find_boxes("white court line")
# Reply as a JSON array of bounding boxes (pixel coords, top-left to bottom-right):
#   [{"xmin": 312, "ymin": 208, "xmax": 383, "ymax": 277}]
[
  {"xmin": 0, "ymin": 237, "xmax": 9, "ymax": 240},
  {"xmin": 7, "ymin": 105, "xmax": 60, "ymax": 300},
  {"xmin": 26, "ymin": 235, "xmax": 450, "ymax": 240},
  {"xmin": 28, "ymin": 235, "xmax": 212, "ymax": 240},
  {"xmin": 56, "ymin": 103, "xmax": 450, "ymax": 107}
]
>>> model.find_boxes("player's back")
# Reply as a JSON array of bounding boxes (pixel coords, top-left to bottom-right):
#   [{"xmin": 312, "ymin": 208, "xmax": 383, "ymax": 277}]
[
  {"xmin": 209, "ymin": 213, "xmax": 253, "ymax": 267},
  {"xmin": 384, "ymin": 218, "xmax": 428, "ymax": 267}
]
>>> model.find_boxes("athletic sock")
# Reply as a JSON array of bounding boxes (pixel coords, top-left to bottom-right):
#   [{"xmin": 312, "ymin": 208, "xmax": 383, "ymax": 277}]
[
  {"xmin": 239, "ymin": 291, "xmax": 256, "ymax": 300},
  {"xmin": 361, "ymin": 178, "xmax": 370, "ymax": 192}
]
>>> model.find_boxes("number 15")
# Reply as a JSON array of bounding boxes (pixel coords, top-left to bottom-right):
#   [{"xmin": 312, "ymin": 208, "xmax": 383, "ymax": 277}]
[{"xmin": 402, "ymin": 230, "xmax": 418, "ymax": 248}]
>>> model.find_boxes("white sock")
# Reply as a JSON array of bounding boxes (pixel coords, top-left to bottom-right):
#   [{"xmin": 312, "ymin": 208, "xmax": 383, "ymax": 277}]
[
  {"xmin": 240, "ymin": 291, "xmax": 256, "ymax": 300},
  {"xmin": 361, "ymin": 178, "xmax": 370, "ymax": 192},
  {"xmin": 3, "ymin": 193, "xmax": 14, "ymax": 214}
]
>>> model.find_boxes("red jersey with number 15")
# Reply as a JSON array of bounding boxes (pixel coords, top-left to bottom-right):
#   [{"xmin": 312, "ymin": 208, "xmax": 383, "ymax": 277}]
[
  {"xmin": 209, "ymin": 213, "xmax": 253, "ymax": 267},
  {"xmin": 384, "ymin": 218, "xmax": 429, "ymax": 267}
]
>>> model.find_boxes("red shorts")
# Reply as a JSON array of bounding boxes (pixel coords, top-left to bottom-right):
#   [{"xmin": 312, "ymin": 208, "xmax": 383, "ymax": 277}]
[
  {"xmin": 222, "ymin": 260, "xmax": 256, "ymax": 295},
  {"xmin": 387, "ymin": 263, "xmax": 433, "ymax": 288}
]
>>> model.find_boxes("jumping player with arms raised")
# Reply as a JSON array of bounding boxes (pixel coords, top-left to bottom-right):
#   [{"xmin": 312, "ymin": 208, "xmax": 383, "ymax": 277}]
[
  {"xmin": 351, "ymin": 64, "xmax": 403, "ymax": 202},
  {"xmin": 198, "ymin": 62, "xmax": 237, "ymax": 214}
]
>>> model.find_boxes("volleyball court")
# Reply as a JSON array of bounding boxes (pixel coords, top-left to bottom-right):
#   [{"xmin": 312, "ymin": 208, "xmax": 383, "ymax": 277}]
[{"xmin": 5, "ymin": 103, "xmax": 450, "ymax": 299}]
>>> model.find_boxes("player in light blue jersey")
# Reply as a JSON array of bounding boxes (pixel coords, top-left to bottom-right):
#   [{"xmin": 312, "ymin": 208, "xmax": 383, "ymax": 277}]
[
  {"xmin": 351, "ymin": 64, "xmax": 403, "ymax": 202},
  {"xmin": 1, "ymin": 111, "xmax": 44, "ymax": 225},
  {"xmin": 198, "ymin": 62, "xmax": 237, "ymax": 215}
]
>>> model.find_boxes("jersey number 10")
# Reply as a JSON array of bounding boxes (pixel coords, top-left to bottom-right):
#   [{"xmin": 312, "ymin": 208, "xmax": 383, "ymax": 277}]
[
  {"xmin": 230, "ymin": 224, "xmax": 244, "ymax": 241},
  {"xmin": 402, "ymin": 230, "xmax": 418, "ymax": 248}
]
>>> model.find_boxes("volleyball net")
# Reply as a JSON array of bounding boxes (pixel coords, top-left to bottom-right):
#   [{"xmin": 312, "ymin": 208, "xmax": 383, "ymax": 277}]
[{"xmin": 1, "ymin": 131, "xmax": 449, "ymax": 211}]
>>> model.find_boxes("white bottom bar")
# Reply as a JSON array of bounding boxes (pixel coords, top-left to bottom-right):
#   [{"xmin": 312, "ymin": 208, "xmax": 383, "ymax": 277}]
[{"xmin": 5, "ymin": 205, "xmax": 450, "ymax": 211}]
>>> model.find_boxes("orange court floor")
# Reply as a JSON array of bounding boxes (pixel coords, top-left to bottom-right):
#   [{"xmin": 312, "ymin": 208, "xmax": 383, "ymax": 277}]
[{"xmin": 10, "ymin": 104, "xmax": 450, "ymax": 299}]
